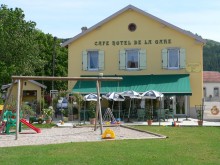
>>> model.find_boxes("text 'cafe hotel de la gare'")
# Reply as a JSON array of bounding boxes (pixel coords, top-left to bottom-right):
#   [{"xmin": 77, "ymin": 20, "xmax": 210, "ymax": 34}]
[{"xmin": 62, "ymin": 5, "xmax": 205, "ymax": 118}]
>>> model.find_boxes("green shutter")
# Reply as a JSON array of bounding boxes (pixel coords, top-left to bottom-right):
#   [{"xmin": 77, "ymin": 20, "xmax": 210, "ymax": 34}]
[
  {"xmin": 82, "ymin": 51, "xmax": 88, "ymax": 70},
  {"xmin": 98, "ymin": 50, "xmax": 104, "ymax": 70},
  {"xmin": 162, "ymin": 49, "xmax": 168, "ymax": 69},
  {"xmin": 139, "ymin": 49, "xmax": 146, "ymax": 69},
  {"xmin": 179, "ymin": 48, "xmax": 186, "ymax": 68},
  {"xmin": 119, "ymin": 50, "xmax": 126, "ymax": 70}
]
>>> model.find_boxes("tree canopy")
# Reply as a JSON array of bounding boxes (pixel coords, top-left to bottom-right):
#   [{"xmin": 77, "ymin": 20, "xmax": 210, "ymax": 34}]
[{"xmin": 0, "ymin": 4, "xmax": 67, "ymax": 91}]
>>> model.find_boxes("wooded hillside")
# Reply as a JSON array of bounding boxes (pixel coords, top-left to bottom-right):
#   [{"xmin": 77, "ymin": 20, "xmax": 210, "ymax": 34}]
[{"xmin": 203, "ymin": 39, "xmax": 220, "ymax": 71}]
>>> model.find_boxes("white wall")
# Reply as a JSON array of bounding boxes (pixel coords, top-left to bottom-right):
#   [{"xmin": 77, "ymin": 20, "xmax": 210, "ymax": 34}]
[{"xmin": 204, "ymin": 82, "xmax": 220, "ymax": 101}]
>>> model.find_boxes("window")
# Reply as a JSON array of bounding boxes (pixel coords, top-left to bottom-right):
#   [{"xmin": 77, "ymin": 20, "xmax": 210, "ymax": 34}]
[
  {"xmin": 82, "ymin": 50, "xmax": 104, "ymax": 71},
  {"xmin": 126, "ymin": 49, "xmax": 139, "ymax": 69},
  {"xmin": 162, "ymin": 48, "xmax": 185, "ymax": 69},
  {"xmin": 203, "ymin": 87, "xmax": 206, "ymax": 98},
  {"xmin": 168, "ymin": 49, "xmax": 179, "ymax": 69},
  {"xmin": 214, "ymin": 87, "xmax": 219, "ymax": 97},
  {"xmin": 88, "ymin": 51, "xmax": 98, "ymax": 70},
  {"xmin": 128, "ymin": 23, "xmax": 136, "ymax": 32},
  {"xmin": 23, "ymin": 90, "xmax": 37, "ymax": 96},
  {"xmin": 119, "ymin": 49, "xmax": 146, "ymax": 70}
]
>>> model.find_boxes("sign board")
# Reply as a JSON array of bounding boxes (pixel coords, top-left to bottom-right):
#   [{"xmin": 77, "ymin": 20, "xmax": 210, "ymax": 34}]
[
  {"xmin": 204, "ymin": 102, "xmax": 220, "ymax": 120},
  {"xmin": 50, "ymin": 90, "xmax": 58, "ymax": 98}
]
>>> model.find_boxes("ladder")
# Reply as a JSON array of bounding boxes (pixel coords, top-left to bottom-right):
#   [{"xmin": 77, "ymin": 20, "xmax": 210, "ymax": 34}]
[{"xmin": 103, "ymin": 108, "xmax": 116, "ymax": 123}]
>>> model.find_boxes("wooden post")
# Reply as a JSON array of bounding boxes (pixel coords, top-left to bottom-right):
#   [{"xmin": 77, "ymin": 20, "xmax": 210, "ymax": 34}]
[
  {"xmin": 94, "ymin": 80, "xmax": 103, "ymax": 134},
  {"xmin": 15, "ymin": 80, "xmax": 21, "ymax": 140},
  {"xmin": 20, "ymin": 80, "xmax": 24, "ymax": 108}
]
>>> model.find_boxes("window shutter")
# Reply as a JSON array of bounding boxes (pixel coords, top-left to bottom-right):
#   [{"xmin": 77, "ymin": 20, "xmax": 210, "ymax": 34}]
[
  {"xmin": 98, "ymin": 50, "xmax": 104, "ymax": 70},
  {"xmin": 119, "ymin": 50, "xmax": 126, "ymax": 70},
  {"xmin": 162, "ymin": 49, "xmax": 168, "ymax": 69},
  {"xmin": 139, "ymin": 49, "xmax": 146, "ymax": 69},
  {"xmin": 179, "ymin": 48, "xmax": 186, "ymax": 68},
  {"xmin": 82, "ymin": 51, "xmax": 88, "ymax": 70}
]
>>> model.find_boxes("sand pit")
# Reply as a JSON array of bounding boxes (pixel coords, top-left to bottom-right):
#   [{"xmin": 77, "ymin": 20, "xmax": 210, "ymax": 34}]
[{"xmin": 0, "ymin": 126, "xmax": 166, "ymax": 147}]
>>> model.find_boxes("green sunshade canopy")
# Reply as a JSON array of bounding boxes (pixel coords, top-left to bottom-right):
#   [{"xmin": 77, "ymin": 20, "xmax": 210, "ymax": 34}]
[{"xmin": 72, "ymin": 74, "xmax": 192, "ymax": 96}]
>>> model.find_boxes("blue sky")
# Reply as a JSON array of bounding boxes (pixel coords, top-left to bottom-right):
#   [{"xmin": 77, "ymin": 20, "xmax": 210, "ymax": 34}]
[{"xmin": 1, "ymin": 0, "xmax": 220, "ymax": 42}]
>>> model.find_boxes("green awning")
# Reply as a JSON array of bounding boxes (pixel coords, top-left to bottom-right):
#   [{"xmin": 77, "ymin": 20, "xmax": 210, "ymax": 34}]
[{"xmin": 72, "ymin": 74, "xmax": 192, "ymax": 95}]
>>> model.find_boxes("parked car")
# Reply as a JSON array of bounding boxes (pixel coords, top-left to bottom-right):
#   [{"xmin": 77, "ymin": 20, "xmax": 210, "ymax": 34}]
[{"xmin": 55, "ymin": 97, "xmax": 68, "ymax": 118}]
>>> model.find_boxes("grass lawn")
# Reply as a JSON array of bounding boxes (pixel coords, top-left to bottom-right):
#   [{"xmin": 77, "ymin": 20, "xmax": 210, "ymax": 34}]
[{"xmin": 0, "ymin": 126, "xmax": 220, "ymax": 165}]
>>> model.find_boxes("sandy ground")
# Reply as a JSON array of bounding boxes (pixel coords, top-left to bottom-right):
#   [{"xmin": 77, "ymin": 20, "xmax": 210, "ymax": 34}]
[{"xmin": 0, "ymin": 126, "xmax": 165, "ymax": 147}]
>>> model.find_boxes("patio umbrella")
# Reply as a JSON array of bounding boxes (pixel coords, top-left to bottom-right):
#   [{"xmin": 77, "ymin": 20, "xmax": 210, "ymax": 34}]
[
  {"xmin": 120, "ymin": 90, "xmax": 141, "ymax": 122},
  {"xmin": 141, "ymin": 90, "xmax": 164, "ymax": 125},
  {"xmin": 83, "ymin": 93, "xmax": 100, "ymax": 124},
  {"xmin": 83, "ymin": 93, "xmax": 100, "ymax": 101},
  {"xmin": 102, "ymin": 92, "xmax": 125, "ymax": 120},
  {"xmin": 141, "ymin": 90, "xmax": 164, "ymax": 99}
]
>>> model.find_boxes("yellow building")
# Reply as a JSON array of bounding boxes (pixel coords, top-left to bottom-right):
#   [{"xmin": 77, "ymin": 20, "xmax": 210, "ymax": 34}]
[
  {"xmin": 62, "ymin": 5, "xmax": 205, "ymax": 118},
  {"xmin": 2, "ymin": 80, "xmax": 47, "ymax": 104}
]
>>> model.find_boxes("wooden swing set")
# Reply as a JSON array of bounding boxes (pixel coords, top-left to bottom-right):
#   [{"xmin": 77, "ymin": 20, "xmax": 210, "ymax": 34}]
[{"xmin": 1, "ymin": 75, "xmax": 122, "ymax": 140}]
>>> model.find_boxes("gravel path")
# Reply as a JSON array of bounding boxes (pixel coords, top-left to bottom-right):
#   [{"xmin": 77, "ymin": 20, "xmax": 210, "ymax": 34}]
[{"xmin": 0, "ymin": 126, "xmax": 165, "ymax": 147}]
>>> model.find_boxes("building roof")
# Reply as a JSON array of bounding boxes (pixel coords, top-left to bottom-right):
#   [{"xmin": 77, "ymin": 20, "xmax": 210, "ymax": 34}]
[
  {"xmin": 203, "ymin": 71, "xmax": 220, "ymax": 82},
  {"xmin": 1, "ymin": 80, "xmax": 47, "ymax": 91},
  {"xmin": 61, "ymin": 4, "xmax": 206, "ymax": 47}
]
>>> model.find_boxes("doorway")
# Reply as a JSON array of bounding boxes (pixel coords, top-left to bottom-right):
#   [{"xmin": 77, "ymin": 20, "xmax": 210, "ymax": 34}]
[{"xmin": 164, "ymin": 96, "xmax": 188, "ymax": 115}]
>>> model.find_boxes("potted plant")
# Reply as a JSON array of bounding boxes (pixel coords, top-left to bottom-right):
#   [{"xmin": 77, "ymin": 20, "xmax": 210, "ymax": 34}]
[
  {"xmin": 72, "ymin": 106, "xmax": 79, "ymax": 119},
  {"xmin": 42, "ymin": 106, "xmax": 54, "ymax": 124},
  {"xmin": 146, "ymin": 106, "xmax": 153, "ymax": 125},
  {"xmin": 21, "ymin": 103, "xmax": 35, "ymax": 119},
  {"xmin": 88, "ymin": 101, "xmax": 96, "ymax": 124},
  {"xmin": 73, "ymin": 93, "xmax": 84, "ymax": 123},
  {"xmin": 61, "ymin": 108, "xmax": 68, "ymax": 122},
  {"xmin": 196, "ymin": 107, "xmax": 203, "ymax": 126}
]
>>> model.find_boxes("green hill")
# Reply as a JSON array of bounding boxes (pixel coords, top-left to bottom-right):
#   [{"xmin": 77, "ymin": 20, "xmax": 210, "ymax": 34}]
[{"xmin": 203, "ymin": 39, "xmax": 220, "ymax": 71}]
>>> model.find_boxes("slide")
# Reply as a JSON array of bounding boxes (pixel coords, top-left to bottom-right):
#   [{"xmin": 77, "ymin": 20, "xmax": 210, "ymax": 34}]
[
  {"xmin": 20, "ymin": 119, "xmax": 41, "ymax": 133},
  {"xmin": 0, "ymin": 122, "xmax": 6, "ymax": 133}
]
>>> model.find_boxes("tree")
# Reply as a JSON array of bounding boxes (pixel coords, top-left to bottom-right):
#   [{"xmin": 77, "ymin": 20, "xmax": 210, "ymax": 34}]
[
  {"xmin": 34, "ymin": 30, "xmax": 68, "ymax": 90},
  {"xmin": 0, "ymin": 4, "xmax": 44, "ymax": 84},
  {"xmin": 0, "ymin": 5, "xmax": 68, "ymax": 91}
]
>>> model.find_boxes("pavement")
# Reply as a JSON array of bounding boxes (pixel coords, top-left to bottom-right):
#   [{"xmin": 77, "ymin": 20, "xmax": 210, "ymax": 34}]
[{"xmin": 54, "ymin": 117, "xmax": 220, "ymax": 127}]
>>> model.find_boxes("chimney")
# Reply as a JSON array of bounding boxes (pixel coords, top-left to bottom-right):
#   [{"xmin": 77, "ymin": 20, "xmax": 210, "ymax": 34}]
[{"xmin": 81, "ymin": 26, "xmax": 87, "ymax": 32}]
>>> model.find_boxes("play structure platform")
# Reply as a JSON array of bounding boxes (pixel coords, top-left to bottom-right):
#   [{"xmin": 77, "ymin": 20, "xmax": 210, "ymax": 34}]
[{"xmin": 2, "ymin": 110, "xmax": 41, "ymax": 134}]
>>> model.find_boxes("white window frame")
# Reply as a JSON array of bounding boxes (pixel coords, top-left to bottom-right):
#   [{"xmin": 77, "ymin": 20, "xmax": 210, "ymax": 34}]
[
  {"xmin": 126, "ymin": 49, "xmax": 140, "ymax": 70},
  {"xmin": 162, "ymin": 48, "xmax": 185, "ymax": 70},
  {"xmin": 82, "ymin": 50, "xmax": 104, "ymax": 71},
  {"xmin": 88, "ymin": 51, "xmax": 99, "ymax": 71},
  {"xmin": 119, "ymin": 49, "xmax": 146, "ymax": 70},
  {"xmin": 168, "ymin": 48, "xmax": 179, "ymax": 70}
]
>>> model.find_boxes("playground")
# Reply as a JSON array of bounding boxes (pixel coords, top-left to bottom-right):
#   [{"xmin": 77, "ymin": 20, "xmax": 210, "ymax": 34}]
[{"xmin": 0, "ymin": 110, "xmax": 41, "ymax": 135}]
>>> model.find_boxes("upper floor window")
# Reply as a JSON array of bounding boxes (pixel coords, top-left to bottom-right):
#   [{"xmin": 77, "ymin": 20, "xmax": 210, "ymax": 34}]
[
  {"xmin": 203, "ymin": 87, "xmax": 206, "ymax": 98},
  {"xmin": 88, "ymin": 51, "xmax": 98, "ymax": 70},
  {"xmin": 162, "ymin": 48, "xmax": 186, "ymax": 69},
  {"xmin": 214, "ymin": 87, "xmax": 219, "ymax": 97},
  {"xmin": 82, "ymin": 50, "xmax": 104, "ymax": 71},
  {"xmin": 126, "ymin": 49, "xmax": 139, "ymax": 69},
  {"xmin": 119, "ymin": 49, "xmax": 146, "ymax": 70}
]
